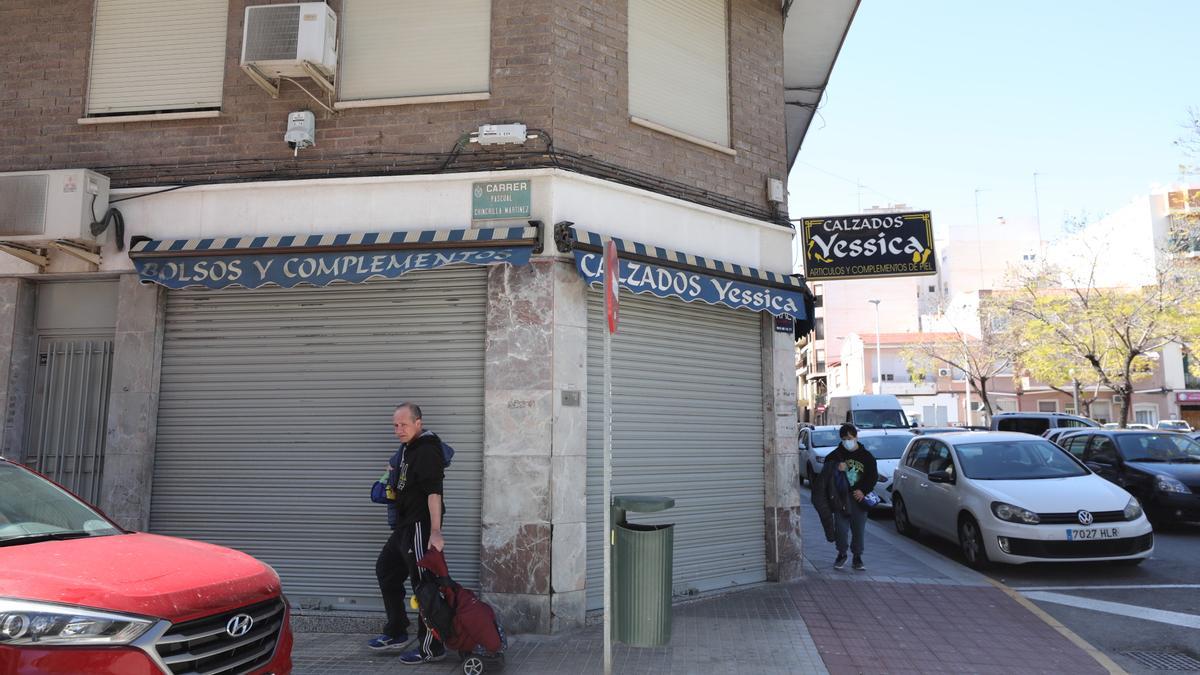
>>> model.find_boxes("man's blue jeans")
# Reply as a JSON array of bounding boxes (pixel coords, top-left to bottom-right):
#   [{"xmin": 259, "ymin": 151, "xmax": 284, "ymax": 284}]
[{"xmin": 834, "ymin": 502, "xmax": 869, "ymax": 556}]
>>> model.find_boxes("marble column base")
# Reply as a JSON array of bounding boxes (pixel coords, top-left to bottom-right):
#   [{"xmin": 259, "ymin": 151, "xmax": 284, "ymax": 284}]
[{"xmin": 765, "ymin": 504, "xmax": 804, "ymax": 582}]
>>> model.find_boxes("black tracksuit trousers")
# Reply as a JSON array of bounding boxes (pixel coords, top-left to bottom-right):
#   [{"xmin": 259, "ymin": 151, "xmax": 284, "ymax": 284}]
[{"xmin": 375, "ymin": 520, "xmax": 444, "ymax": 657}]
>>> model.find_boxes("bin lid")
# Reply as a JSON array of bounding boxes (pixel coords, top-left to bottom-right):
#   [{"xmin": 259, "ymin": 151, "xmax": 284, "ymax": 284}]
[{"xmin": 612, "ymin": 495, "xmax": 675, "ymax": 512}]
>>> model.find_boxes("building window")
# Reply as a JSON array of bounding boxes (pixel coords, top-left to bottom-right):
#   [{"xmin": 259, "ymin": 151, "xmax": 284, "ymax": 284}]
[
  {"xmin": 1134, "ymin": 406, "xmax": 1158, "ymax": 426},
  {"xmin": 1185, "ymin": 354, "xmax": 1200, "ymax": 390},
  {"xmin": 814, "ymin": 318, "xmax": 825, "ymax": 341},
  {"xmin": 85, "ymin": 0, "xmax": 228, "ymax": 116},
  {"xmin": 628, "ymin": 0, "xmax": 729, "ymax": 148},
  {"xmin": 1037, "ymin": 401, "xmax": 1058, "ymax": 413},
  {"xmin": 338, "ymin": 0, "xmax": 491, "ymax": 103}
]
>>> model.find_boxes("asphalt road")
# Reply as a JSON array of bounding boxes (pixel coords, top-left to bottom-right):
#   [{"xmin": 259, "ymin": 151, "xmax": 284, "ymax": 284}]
[{"xmin": 865, "ymin": 508, "xmax": 1200, "ymax": 674}]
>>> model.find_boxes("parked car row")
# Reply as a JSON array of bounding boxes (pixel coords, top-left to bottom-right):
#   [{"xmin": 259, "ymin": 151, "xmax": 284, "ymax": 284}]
[{"xmin": 803, "ymin": 411, "xmax": 1199, "ymax": 569}]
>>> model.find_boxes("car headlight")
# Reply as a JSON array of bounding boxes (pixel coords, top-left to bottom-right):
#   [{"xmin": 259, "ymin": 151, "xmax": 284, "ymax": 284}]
[
  {"xmin": 1123, "ymin": 497, "xmax": 1143, "ymax": 520},
  {"xmin": 0, "ymin": 599, "xmax": 154, "ymax": 646},
  {"xmin": 876, "ymin": 476, "xmax": 888, "ymax": 483},
  {"xmin": 990, "ymin": 501, "xmax": 1040, "ymax": 524},
  {"xmin": 814, "ymin": 454, "xmax": 825, "ymax": 463},
  {"xmin": 1155, "ymin": 475, "xmax": 1192, "ymax": 494}
]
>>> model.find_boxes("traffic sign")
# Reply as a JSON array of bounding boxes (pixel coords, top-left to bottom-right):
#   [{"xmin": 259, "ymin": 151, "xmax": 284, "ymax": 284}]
[{"xmin": 604, "ymin": 240, "xmax": 619, "ymax": 334}]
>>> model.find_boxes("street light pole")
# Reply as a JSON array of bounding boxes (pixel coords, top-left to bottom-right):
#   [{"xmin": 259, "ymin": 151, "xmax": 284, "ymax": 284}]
[
  {"xmin": 869, "ymin": 300, "xmax": 881, "ymax": 395},
  {"xmin": 974, "ymin": 188, "xmax": 989, "ymax": 288}
]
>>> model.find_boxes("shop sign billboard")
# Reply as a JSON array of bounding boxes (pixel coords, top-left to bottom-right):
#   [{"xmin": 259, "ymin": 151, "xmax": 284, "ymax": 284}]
[{"xmin": 799, "ymin": 211, "xmax": 937, "ymax": 280}]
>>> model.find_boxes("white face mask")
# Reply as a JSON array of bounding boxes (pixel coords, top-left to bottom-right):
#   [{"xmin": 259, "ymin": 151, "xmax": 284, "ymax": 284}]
[{"xmin": 844, "ymin": 439, "xmax": 858, "ymax": 450}]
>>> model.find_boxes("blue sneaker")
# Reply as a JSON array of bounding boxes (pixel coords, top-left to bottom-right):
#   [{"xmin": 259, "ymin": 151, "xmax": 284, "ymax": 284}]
[
  {"xmin": 367, "ymin": 633, "xmax": 409, "ymax": 651},
  {"xmin": 399, "ymin": 648, "xmax": 447, "ymax": 665}
]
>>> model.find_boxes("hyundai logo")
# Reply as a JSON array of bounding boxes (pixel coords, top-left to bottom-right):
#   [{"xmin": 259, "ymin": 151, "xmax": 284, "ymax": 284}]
[
  {"xmin": 226, "ymin": 613, "xmax": 254, "ymax": 638},
  {"xmin": 1077, "ymin": 510, "xmax": 1094, "ymax": 526}
]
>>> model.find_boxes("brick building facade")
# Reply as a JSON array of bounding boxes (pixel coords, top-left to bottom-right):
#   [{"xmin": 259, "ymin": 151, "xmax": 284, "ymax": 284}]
[{"xmin": 0, "ymin": 0, "xmax": 856, "ymax": 633}]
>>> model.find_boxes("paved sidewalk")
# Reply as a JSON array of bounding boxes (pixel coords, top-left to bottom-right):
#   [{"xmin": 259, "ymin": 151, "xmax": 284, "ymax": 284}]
[
  {"xmin": 796, "ymin": 487, "xmax": 1110, "ymax": 675},
  {"xmin": 288, "ymin": 493, "xmax": 1116, "ymax": 674},
  {"xmin": 292, "ymin": 582, "xmax": 827, "ymax": 674}
]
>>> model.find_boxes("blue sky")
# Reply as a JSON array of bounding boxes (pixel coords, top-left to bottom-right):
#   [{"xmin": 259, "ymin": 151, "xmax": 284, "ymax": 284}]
[{"xmin": 787, "ymin": 2, "xmax": 1200, "ymax": 247}]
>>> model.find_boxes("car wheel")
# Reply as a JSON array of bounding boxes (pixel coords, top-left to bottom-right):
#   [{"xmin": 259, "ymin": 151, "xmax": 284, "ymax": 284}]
[
  {"xmin": 958, "ymin": 515, "xmax": 989, "ymax": 570},
  {"xmin": 806, "ymin": 464, "xmax": 816, "ymax": 487},
  {"xmin": 893, "ymin": 494, "xmax": 918, "ymax": 538}
]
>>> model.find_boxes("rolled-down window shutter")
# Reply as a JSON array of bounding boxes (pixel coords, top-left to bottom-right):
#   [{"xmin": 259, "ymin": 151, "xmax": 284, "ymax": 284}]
[
  {"xmin": 339, "ymin": 0, "xmax": 491, "ymax": 101},
  {"xmin": 629, "ymin": 0, "xmax": 730, "ymax": 147},
  {"xmin": 86, "ymin": 0, "xmax": 228, "ymax": 115}
]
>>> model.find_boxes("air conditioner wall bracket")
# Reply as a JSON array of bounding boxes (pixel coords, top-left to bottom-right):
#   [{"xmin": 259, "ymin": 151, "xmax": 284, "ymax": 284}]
[
  {"xmin": 242, "ymin": 63, "xmax": 280, "ymax": 99},
  {"xmin": 0, "ymin": 241, "xmax": 49, "ymax": 270},
  {"xmin": 49, "ymin": 239, "xmax": 102, "ymax": 268}
]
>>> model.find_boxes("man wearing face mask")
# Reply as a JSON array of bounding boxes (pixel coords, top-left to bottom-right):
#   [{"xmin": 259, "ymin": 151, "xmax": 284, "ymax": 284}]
[{"xmin": 817, "ymin": 423, "xmax": 877, "ymax": 571}]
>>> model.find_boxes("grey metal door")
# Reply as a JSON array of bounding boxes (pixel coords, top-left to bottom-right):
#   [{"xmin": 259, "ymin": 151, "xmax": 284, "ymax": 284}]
[
  {"xmin": 585, "ymin": 292, "xmax": 765, "ymax": 610},
  {"xmin": 150, "ymin": 270, "xmax": 486, "ymax": 610},
  {"xmin": 25, "ymin": 336, "xmax": 114, "ymax": 504}
]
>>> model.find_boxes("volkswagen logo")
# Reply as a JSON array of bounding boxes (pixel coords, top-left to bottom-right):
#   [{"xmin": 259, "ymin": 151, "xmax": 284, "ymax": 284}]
[
  {"xmin": 226, "ymin": 613, "xmax": 254, "ymax": 638},
  {"xmin": 1077, "ymin": 510, "xmax": 1094, "ymax": 526}
]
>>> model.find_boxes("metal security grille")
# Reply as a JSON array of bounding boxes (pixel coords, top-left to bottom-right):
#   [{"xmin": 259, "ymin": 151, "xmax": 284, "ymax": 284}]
[
  {"xmin": 1120, "ymin": 651, "xmax": 1200, "ymax": 671},
  {"xmin": 26, "ymin": 337, "xmax": 114, "ymax": 504},
  {"xmin": 150, "ymin": 271, "xmax": 486, "ymax": 610},
  {"xmin": 0, "ymin": 174, "xmax": 47, "ymax": 235},
  {"xmin": 243, "ymin": 4, "xmax": 301, "ymax": 62},
  {"xmin": 585, "ymin": 292, "xmax": 765, "ymax": 610}
]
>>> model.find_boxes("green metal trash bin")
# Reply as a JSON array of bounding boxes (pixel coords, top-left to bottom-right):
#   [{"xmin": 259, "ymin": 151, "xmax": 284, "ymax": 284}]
[{"xmin": 611, "ymin": 495, "xmax": 675, "ymax": 647}]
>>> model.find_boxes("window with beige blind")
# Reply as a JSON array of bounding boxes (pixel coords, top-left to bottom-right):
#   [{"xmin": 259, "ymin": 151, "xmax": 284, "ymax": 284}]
[
  {"xmin": 628, "ymin": 0, "xmax": 730, "ymax": 149},
  {"xmin": 85, "ymin": 0, "xmax": 228, "ymax": 117},
  {"xmin": 337, "ymin": 0, "xmax": 491, "ymax": 106}
]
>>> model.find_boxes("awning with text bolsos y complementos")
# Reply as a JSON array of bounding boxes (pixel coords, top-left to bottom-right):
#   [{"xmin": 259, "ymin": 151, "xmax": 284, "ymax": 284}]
[{"xmin": 128, "ymin": 224, "xmax": 541, "ymax": 290}]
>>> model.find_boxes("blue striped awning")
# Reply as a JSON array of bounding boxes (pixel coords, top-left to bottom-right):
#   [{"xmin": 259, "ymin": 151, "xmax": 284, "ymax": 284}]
[
  {"xmin": 129, "ymin": 225, "xmax": 539, "ymax": 290},
  {"xmin": 559, "ymin": 225, "xmax": 810, "ymax": 320}
]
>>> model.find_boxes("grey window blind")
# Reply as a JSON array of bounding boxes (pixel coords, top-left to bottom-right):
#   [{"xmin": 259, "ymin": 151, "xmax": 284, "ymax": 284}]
[
  {"xmin": 86, "ymin": 0, "xmax": 228, "ymax": 115},
  {"xmin": 339, "ymin": 0, "xmax": 491, "ymax": 101},
  {"xmin": 629, "ymin": 0, "xmax": 730, "ymax": 147}
]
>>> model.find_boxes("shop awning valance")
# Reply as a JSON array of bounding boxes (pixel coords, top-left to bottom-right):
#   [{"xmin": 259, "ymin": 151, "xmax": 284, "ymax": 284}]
[
  {"xmin": 129, "ymin": 225, "xmax": 540, "ymax": 290},
  {"xmin": 556, "ymin": 223, "xmax": 811, "ymax": 322}
]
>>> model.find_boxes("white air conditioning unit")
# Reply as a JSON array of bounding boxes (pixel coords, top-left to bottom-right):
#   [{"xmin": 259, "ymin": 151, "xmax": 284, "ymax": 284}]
[
  {"xmin": 938, "ymin": 368, "xmax": 951, "ymax": 377},
  {"xmin": 1113, "ymin": 394, "xmax": 1125, "ymax": 404},
  {"xmin": 241, "ymin": 3, "xmax": 337, "ymax": 80},
  {"xmin": 0, "ymin": 170, "xmax": 110, "ymax": 244}
]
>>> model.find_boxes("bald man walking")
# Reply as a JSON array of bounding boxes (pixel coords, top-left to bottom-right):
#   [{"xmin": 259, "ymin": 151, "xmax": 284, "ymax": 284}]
[{"xmin": 369, "ymin": 402, "xmax": 447, "ymax": 665}]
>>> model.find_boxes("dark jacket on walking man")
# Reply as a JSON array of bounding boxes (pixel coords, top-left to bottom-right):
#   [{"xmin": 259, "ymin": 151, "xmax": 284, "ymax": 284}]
[
  {"xmin": 812, "ymin": 423, "xmax": 877, "ymax": 571},
  {"xmin": 370, "ymin": 402, "xmax": 449, "ymax": 665}
]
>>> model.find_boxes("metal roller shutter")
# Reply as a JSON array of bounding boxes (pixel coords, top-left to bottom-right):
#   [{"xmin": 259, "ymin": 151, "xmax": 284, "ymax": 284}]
[
  {"xmin": 150, "ymin": 270, "xmax": 486, "ymax": 610},
  {"xmin": 585, "ymin": 292, "xmax": 764, "ymax": 610}
]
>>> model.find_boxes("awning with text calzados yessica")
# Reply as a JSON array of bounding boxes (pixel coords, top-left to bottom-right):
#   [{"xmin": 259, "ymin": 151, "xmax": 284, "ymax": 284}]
[
  {"xmin": 555, "ymin": 223, "xmax": 813, "ymax": 333},
  {"xmin": 128, "ymin": 224, "xmax": 541, "ymax": 290}
]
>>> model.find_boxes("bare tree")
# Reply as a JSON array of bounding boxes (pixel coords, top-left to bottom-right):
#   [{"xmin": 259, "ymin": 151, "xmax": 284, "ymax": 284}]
[
  {"xmin": 901, "ymin": 320, "xmax": 1015, "ymax": 423},
  {"xmin": 1001, "ymin": 254, "xmax": 1200, "ymax": 427}
]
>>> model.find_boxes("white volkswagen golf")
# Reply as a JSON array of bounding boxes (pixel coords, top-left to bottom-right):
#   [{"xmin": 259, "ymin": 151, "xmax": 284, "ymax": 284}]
[{"xmin": 891, "ymin": 432, "xmax": 1154, "ymax": 568}]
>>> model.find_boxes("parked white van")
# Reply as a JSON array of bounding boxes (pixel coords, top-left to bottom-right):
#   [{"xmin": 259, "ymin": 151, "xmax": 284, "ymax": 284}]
[{"xmin": 825, "ymin": 394, "xmax": 911, "ymax": 429}]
